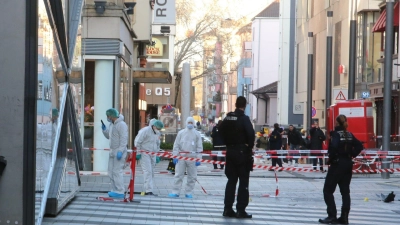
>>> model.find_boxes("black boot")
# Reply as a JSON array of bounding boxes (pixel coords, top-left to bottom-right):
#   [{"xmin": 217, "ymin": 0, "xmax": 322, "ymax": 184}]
[
  {"xmin": 337, "ymin": 212, "xmax": 349, "ymax": 224},
  {"xmin": 318, "ymin": 217, "xmax": 338, "ymax": 224},
  {"xmin": 236, "ymin": 211, "xmax": 252, "ymax": 218},
  {"xmin": 222, "ymin": 208, "xmax": 236, "ymax": 217}
]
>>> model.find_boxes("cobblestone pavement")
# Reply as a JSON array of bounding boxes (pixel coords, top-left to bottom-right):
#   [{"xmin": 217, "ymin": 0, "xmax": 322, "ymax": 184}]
[{"xmin": 42, "ymin": 160, "xmax": 400, "ymax": 224}]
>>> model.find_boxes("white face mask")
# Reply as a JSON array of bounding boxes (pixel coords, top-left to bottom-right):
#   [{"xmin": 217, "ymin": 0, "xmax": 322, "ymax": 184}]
[
  {"xmin": 107, "ymin": 118, "xmax": 112, "ymax": 123},
  {"xmin": 187, "ymin": 124, "xmax": 194, "ymax": 129}
]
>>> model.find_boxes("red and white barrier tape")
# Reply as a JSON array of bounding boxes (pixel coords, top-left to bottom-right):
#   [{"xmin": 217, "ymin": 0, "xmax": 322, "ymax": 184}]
[
  {"xmin": 374, "ymin": 134, "xmax": 400, "ymax": 138},
  {"xmin": 135, "ymin": 150, "xmax": 400, "ymax": 173},
  {"xmin": 258, "ymin": 155, "xmax": 400, "ymax": 159}
]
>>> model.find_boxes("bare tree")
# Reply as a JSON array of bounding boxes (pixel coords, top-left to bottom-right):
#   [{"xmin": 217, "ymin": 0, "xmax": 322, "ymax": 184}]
[{"xmin": 174, "ymin": 0, "xmax": 247, "ymax": 106}]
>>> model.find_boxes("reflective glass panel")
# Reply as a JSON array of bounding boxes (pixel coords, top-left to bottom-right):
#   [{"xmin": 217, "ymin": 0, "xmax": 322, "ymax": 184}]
[{"xmin": 36, "ymin": 0, "xmax": 63, "ymax": 220}]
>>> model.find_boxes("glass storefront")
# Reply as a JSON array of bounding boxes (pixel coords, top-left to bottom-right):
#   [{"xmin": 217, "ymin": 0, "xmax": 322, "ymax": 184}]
[{"xmin": 35, "ymin": 0, "xmax": 82, "ymax": 223}]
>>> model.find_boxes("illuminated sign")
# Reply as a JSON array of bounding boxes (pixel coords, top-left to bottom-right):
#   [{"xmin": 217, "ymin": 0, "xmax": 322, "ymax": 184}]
[{"xmin": 146, "ymin": 37, "xmax": 163, "ymax": 56}]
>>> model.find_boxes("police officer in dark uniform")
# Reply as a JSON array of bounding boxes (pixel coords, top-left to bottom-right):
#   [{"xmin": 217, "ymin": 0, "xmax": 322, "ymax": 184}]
[
  {"xmin": 219, "ymin": 96, "xmax": 255, "ymax": 219},
  {"xmin": 319, "ymin": 115, "xmax": 363, "ymax": 224}
]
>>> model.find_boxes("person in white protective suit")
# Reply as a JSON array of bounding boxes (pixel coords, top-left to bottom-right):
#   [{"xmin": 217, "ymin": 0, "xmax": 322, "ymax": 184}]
[
  {"xmin": 168, "ymin": 117, "xmax": 203, "ymax": 198},
  {"xmin": 101, "ymin": 108, "xmax": 128, "ymax": 198},
  {"xmin": 134, "ymin": 120, "xmax": 164, "ymax": 195},
  {"xmin": 135, "ymin": 118, "xmax": 159, "ymax": 161}
]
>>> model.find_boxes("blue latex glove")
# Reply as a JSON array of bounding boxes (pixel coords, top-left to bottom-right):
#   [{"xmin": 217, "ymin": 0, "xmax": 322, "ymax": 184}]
[
  {"xmin": 101, "ymin": 124, "xmax": 106, "ymax": 131},
  {"xmin": 156, "ymin": 156, "xmax": 161, "ymax": 164},
  {"xmin": 195, "ymin": 161, "xmax": 201, "ymax": 166},
  {"xmin": 173, "ymin": 158, "xmax": 178, "ymax": 165},
  {"xmin": 117, "ymin": 151, "xmax": 123, "ymax": 160}
]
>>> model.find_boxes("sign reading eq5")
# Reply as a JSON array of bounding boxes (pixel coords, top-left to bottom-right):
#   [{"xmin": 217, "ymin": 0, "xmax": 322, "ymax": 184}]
[{"xmin": 146, "ymin": 87, "xmax": 171, "ymax": 96}]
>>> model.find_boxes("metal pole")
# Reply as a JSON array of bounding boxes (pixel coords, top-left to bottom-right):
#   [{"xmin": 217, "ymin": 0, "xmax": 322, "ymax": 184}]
[
  {"xmin": 307, "ymin": 32, "xmax": 313, "ymax": 132},
  {"xmin": 326, "ymin": 11, "xmax": 333, "ymax": 128},
  {"xmin": 382, "ymin": 0, "xmax": 394, "ymax": 179},
  {"xmin": 348, "ymin": 0, "xmax": 357, "ymax": 99},
  {"xmin": 181, "ymin": 62, "xmax": 191, "ymax": 129}
]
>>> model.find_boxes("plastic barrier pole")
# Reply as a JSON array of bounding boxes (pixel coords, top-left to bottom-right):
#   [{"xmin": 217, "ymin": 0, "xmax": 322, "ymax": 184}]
[{"xmin": 129, "ymin": 150, "xmax": 137, "ymax": 201}]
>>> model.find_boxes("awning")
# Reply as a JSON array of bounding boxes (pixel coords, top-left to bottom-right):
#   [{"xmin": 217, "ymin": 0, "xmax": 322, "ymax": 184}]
[
  {"xmin": 132, "ymin": 68, "xmax": 172, "ymax": 83},
  {"xmin": 372, "ymin": 2, "xmax": 399, "ymax": 33},
  {"xmin": 250, "ymin": 81, "xmax": 277, "ymax": 100}
]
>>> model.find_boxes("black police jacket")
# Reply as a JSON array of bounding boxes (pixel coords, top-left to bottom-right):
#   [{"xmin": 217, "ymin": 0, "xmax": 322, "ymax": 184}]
[
  {"xmin": 269, "ymin": 128, "xmax": 283, "ymax": 150},
  {"xmin": 329, "ymin": 126, "xmax": 364, "ymax": 158},
  {"xmin": 219, "ymin": 109, "xmax": 255, "ymax": 149},
  {"xmin": 309, "ymin": 127, "xmax": 326, "ymax": 150}
]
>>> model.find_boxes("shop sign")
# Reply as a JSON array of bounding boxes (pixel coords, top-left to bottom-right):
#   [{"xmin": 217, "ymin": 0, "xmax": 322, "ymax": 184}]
[
  {"xmin": 154, "ymin": 0, "xmax": 176, "ymax": 24},
  {"xmin": 146, "ymin": 37, "xmax": 163, "ymax": 56},
  {"xmin": 146, "ymin": 87, "xmax": 170, "ymax": 96}
]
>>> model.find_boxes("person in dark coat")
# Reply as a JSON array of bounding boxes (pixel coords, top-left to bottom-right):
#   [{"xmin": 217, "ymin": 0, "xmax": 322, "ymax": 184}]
[
  {"xmin": 310, "ymin": 121, "xmax": 326, "ymax": 172},
  {"xmin": 287, "ymin": 125, "xmax": 303, "ymax": 166},
  {"xmin": 211, "ymin": 120, "xmax": 225, "ymax": 169},
  {"xmin": 268, "ymin": 123, "xmax": 284, "ymax": 171}
]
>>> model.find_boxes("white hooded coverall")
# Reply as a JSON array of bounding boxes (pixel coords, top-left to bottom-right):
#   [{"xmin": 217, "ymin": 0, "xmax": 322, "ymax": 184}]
[
  {"xmin": 171, "ymin": 117, "xmax": 203, "ymax": 195},
  {"xmin": 102, "ymin": 115, "xmax": 128, "ymax": 194},
  {"xmin": 134, "ymin": 125, "xmax": 160, "ymax": 193}
]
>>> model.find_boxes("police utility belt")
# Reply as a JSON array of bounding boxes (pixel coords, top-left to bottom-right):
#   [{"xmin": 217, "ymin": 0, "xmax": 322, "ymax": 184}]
[{"xmin": 329, "ymin": 153, "xmax": 351, "ymax": 164}]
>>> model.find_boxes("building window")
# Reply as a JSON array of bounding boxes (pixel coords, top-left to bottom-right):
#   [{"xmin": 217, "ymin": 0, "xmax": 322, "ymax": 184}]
[
  {"xmin": 356, "ymin": 11, "xmax": 381, "ymax": 83},
  {"xmin": 334, "ymin": 21, "xmax": 342, "ymax": 86},
  {"xmin": 38, "ymin": 80, "xmax": 43, "ymax": 100}
]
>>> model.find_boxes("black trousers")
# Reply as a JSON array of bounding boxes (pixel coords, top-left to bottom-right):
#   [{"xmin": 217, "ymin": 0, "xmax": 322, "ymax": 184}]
[
  {"xmin": 271, "ymin": 153, "xmax": 282, "ymax": 167},
  {"xmin": 224, "ymin": 146, "xmax": 251, "ymax": 212},
  {"xmin": 323, "ymin": 158, "xmax": 353, "ymax": 218},
  {"xmin": 312, "ymin": 155, "xmax": 324, "ymax": 171},
  {"xmin": 212, "ymin": 146, "xmax": 225, "ymax": 169}
]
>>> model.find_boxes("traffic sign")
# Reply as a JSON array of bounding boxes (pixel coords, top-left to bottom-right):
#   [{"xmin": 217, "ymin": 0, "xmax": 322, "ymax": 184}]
[
  {"xmin": 335, "ymin": 91, "xmax": 346, "ymax": 100},
  {"xmin": 333, "ymin": 89, "xmax": 348, "ymax": 102},
  {"xmin": 361, "ymin": 91, "xmax": 370, "ymax": 98},
  {"xmin": 312, "ymin": 106, "xmax": 316, "ymax": 118}
]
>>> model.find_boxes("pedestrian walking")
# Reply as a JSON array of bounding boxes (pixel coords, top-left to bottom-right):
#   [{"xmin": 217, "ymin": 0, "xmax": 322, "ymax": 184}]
[
  {"xmin": 219, "ymin": 96, "xmax": 255, "ymax": 219},
  {"xmin": 134, "ymin": 119, "xmax": 164, "ymax": 196},
  {"xmin": 269, "ymin": 123, "xmax": 284, "ymax": 171},
  {"xmin": 211, "ymin": 120, "xmax": 225, "ymax": 169},
  {"xmin": 319, "ymin": 114, "xmax": 363, "ymax": 224},
  {"xmin": 101, "ymin": 108, "xmax": 128, "ymax": 199},
  {"xmin": 287, "ymin": 125, "xmax": 303, "ymax": 166},
  {"xmin": 168, "ymin": 117, "xmax": 203, "ymax": 199},
  {"xmin": 310, "ymin": 121, "xmax": 326, "ymax": 172}
]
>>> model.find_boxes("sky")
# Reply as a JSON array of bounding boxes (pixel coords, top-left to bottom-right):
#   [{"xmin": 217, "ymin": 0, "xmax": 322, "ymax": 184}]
[
  {"xmin": 195, "ymin": 0, "xmax": 276, "ymax": 22},
  {"xmin": 232, "ymin": 0, "xmax": 276, "ymax": 21}
]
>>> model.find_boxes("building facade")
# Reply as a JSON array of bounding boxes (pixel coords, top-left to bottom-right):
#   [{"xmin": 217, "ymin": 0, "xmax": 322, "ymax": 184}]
[
  {"xmin": 250, "ymin": 1, "xmax": 280, "ymax": 126},
  {"xmin": 295, "ymin": 0, "xmax": 400, "ymax": 145}
]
